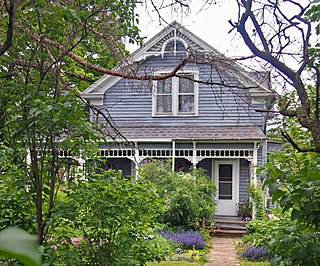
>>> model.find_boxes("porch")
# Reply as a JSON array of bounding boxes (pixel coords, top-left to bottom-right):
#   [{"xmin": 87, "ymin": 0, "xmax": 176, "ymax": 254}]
[{"xmin": 99, "ymin": 140, "xmax": 263, "ymax": 217}]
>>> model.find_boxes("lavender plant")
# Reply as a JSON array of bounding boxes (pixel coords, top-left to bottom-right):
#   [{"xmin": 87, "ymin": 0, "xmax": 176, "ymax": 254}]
[
  {"xmin": 242, "ymin": 246, "xmax": 273, "ymax": 261},
  {"xmin": 159, "ymin": 229, "xmax": 205, "ymax": 249}
]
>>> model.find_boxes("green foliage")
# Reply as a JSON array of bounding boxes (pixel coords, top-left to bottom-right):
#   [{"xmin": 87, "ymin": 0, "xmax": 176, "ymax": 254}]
[
  {"xmin": 139, "ymin": 160, "xmax": 216, "ymax": 229},
  {"xmin": 49, "ymin": 169, "xmax": 169, "ymax": 265},
  {"xmin": 250, "ymin": 148, "xmax": 320, "ymax": 265},
  {"xmin": 0, "ymin": 227, "xmax": 41, "ymax": 266},
  {"xmin": 0, "ymin": 0, "xmax": 142, "ymax": 244},
  {"xmin": 243, "ymin": 211, "xmax": 320, "ymax": 266},
  {"xmin": 249, "ymin": 184, "xmax": 265, "ymax": 220}
]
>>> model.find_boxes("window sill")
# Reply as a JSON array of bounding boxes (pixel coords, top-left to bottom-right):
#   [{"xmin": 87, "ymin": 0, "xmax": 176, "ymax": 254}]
[{"xmin": 153, "ymin": 113, "xmax": 198, "ymax": 117}]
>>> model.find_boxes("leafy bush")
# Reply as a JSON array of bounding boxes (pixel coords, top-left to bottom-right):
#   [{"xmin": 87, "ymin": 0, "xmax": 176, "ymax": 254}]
[
  {"xmin": 242, "ymin": 246, "xmax": 272, "ymax": 261},
  {"xmin": 139, "ymin": 160, "xmax": 216, "ymax": 229},
  {"xmin": 243, "ymin": 210, "xmax": 320, "ymax": 265},
  {"xmin": 259, "ymin": 149, "xmax": 320, "ymax": 265},
  {"xmin": 48, "ymin": 169, "xmax": 170, "ymax": 265},
  {"xmin": 159, "ymin": 229, "xmax": 205, "ymax": 249}
]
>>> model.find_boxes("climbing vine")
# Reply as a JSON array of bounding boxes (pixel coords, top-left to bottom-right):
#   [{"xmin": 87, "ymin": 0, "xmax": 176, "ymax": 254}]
[{"xmin": 249, "ymin": 183, "xmax": 265, "ymax": 220}]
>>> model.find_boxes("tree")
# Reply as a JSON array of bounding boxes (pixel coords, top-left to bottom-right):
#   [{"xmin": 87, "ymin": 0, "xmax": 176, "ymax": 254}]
[
  {"xmin": 230, "ymin": 0, "xmax": 320, "ymax": 152},
  {"xmin": 0, "ymin": 0, "xmax": 142, "ymax": 244},
  {"xmin": 0, "ymin": 0, "xmax": 195, "ymax": 247}
]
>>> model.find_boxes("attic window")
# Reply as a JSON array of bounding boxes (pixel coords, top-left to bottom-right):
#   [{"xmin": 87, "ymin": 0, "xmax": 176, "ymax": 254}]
[
  {"xmin": 153, "ymin": 71, "xmax": 198, "ymax": 116},
  {"xmin": 161, "ymin": 36, "xmax": 188, "ymax": 57}
]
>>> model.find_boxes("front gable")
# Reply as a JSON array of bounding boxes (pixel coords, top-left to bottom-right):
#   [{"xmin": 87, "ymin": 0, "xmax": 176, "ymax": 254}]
[
  {"xmin": 82, "ymin": 21, "xmax": 275, "ymax": 142},
  {"xmin": 82, "ymin": 21, "xmax": 273, "ymax": 106}
]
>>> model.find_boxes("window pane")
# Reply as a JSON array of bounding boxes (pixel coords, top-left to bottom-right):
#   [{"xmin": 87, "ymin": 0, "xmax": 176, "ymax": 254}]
[
  {"xmin": 157, "ymin": 79, "xmax": 172, "ymax": 94},
  {"xmin": 179, "ymin": 75, "xmax": 194, "ymax": 93},
  {"xmin": 178, "ymin": 95, "xmax": 194, "ymax": 113},
  {"xmin": 218, "ymin": 164, "xmax": 233, "ymax": 200},
  {"xmin": 219, "ymin": 165, "xmax": 232, "ymax": 178},
  {"xmin": 219, "ymin": 183, "xmax": 232, "ymax": 200},
  {"xmin": 156, "ymin": 95, "xmax": 172, "ymax": 113}
]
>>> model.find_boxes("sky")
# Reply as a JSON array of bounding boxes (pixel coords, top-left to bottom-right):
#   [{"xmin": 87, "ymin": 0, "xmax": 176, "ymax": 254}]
[{"xmin": 126, "ymin": 0, "xmax": 252, "ymax": 57}]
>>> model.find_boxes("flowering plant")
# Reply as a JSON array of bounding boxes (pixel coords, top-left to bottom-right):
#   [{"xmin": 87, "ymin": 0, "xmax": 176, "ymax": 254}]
[
  {"xmin": 242, "ymin": 246, "xmax": 273, "ymax": 261},
  {"xmin": 159, "ymin": 229, "xmax": 205, "ymax": 249}
]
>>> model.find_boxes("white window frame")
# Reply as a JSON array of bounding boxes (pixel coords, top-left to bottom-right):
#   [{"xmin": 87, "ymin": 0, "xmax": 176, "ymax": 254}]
[{"xmin": 152, "ymin": 70, "xmax": 199, "ymax": 117}]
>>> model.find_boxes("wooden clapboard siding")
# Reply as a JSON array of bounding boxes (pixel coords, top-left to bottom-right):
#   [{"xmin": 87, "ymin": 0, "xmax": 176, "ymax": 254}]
[{"xmin": 102, "ymin": 54, "xmax": 265, "ymax": 127}]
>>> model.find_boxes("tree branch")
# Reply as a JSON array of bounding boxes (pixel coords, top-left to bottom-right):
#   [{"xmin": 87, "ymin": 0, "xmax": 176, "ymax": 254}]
[
  {"xmin": 0, "ymin": 0, "xmax": 19, "ymax": 56},
  {"xmin": 281, "ymin": 131, "xmax": 315, "ymax": 153},
  {"xmin": 18, "ymin": 23, "xmax": 191, "ymax": 81}
]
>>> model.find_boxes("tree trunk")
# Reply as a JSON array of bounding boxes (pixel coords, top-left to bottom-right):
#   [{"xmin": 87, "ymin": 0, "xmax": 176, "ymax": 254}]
[{"xmin": 30, "ymin": 143, "xmax": 44, "ymax": 244}]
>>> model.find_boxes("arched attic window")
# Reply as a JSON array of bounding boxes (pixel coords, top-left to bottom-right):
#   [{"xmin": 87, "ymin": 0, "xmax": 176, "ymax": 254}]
[{"xmin": 161, "ymin": 35, "xmax": 188, "ymax": 58}]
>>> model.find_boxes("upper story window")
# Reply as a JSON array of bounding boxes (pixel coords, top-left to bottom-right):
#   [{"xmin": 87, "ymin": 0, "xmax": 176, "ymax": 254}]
[{"xmin": 153, "ymin": 71, "xmax": 198, "ymax": 116}]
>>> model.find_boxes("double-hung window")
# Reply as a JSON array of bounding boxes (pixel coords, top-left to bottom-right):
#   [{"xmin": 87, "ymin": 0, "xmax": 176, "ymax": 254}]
[{"xmin": 153, "ymin": 71, "xmax": 198, "ymax": 116}]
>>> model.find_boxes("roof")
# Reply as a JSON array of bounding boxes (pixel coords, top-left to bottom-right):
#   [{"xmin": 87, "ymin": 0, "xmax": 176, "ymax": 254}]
[
  {"xmin": 81, "ymin": 21, "xmax": 275, "ymax": 104},
  {"xmin": 106, "ymin": 126, "xmax": 267, "ymax": 141}
]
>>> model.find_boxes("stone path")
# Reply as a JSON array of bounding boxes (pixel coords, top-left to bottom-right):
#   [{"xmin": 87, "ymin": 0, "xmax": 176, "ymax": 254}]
[{"xmin": 205, "ymin": 237, "xmax": 240, "ymax": 266}]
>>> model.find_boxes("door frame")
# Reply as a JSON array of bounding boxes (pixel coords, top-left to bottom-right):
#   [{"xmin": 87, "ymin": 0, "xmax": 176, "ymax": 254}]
[{"xmin": 213, "ymin": 159, "xmax": 239, "ymax": 216}]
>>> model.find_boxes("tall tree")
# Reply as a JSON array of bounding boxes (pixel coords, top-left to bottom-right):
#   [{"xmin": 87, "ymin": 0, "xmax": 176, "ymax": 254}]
[
  {"xmin": 230, "ymin": 0, "xmax": 320, "ymax": 152},
  {"xmin": 0, "ymin": 0, "xmax": 141, "ymax": 244}
]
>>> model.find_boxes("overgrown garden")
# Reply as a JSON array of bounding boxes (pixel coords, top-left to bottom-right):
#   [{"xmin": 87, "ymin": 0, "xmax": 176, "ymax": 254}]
[
  {"xmin": 0, "ymin": 159, "xmax": 215, "ymax": 265},
  {"xmin": 1, "ymin": 0, "xmax": 320, "ymax": 265}
]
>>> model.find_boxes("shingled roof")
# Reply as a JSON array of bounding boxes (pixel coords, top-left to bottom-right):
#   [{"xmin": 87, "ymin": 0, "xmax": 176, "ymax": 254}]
[{"xmin": 106, "ymin": 126, "xmax": 267, "ymax": 141}]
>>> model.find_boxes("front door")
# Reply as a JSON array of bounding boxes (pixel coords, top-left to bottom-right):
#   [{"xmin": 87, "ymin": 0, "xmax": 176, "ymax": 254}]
[{"xmin": 214, "ymin": 160, "xmax": 239, "ymax": 216}]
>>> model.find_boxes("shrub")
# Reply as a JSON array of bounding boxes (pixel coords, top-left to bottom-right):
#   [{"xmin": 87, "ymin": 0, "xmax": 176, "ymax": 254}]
[
  {"xmin": 242, "ymin": 209, "xmax": 320, "ymax": 265},
  {"xmin": 139, "ymin": 160, "xmax": 216, "ymax": 229},
  {"xmin": 159, "ymin": 229, "xmax": 206, "ymax": 249},
  {"xmin": 48, "ymin": 169, "xmax": 170, "ymax": 265}
]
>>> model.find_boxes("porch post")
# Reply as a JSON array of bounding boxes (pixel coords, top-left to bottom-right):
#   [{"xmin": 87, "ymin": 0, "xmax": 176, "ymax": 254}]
[
  {"xmin": 172, "ymin": 140, "xmax": 175, "ymax": 171},
  {"xmin": 251, "ymin": 141, "xmax": 259, "ymax": 219},
  {"xmin": 134, "ymin": 142, "xmax": 140, "ymax": 179},
  {"xmin": 192, "ymin": 141, "xmax": 197, "ymax": 169},
  {"xmin": 252, "ymin": 142, "xmax": 258, "ymax": 185}
]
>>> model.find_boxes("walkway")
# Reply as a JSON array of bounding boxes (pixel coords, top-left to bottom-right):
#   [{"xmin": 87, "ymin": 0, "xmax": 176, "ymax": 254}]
[{"xmin": 205, "ymin": 237, "xmax": 240, "ymax": 266}]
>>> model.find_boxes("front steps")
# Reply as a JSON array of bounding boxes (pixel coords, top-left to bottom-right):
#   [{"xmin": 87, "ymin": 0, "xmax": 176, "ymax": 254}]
[{"xmin": 210, "ymin": 216, "xmax": 248, "ymax": 237}]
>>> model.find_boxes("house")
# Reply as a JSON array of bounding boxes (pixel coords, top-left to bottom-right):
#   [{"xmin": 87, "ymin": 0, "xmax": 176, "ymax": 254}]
[{"xmin": 81, "ymin": 21, "xmax": 274, "ymax": 217}]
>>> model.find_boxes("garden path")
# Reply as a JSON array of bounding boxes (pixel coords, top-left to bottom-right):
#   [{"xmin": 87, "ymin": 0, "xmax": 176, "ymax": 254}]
[{"xmin": 205, "ymin": 237, "xmax": 240, "ymax": 266}]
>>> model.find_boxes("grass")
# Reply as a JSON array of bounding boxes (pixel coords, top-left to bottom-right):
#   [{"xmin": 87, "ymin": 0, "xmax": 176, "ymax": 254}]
[
  {"xmin": 147, "ymin": 262, "xmax": 203, "ymax": 266},
  {"xmin": 240, "ymin": 260, "xmax": 270, "ymax": 266}
]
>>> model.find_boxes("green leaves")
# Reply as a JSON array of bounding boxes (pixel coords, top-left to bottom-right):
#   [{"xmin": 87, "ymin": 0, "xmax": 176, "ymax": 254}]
[
  {"xmin": 258, "ymin": 147, "xmax": 320, "ymax": 265},
  {"xmin": 0, "ymin": 227, "xmax": 41, "ymax": 266},
  {"xmin": 55, "ymin": 170, "xmax": 167, "ymax": 265}
]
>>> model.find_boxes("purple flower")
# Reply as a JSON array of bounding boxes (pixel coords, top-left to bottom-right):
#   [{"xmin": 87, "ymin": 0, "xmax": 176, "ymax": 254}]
[
  {"xmin": 159, "ymin": 229, "xmax": 205, "ymax": 249},
  {"xmin": 242, "ymin": 246, "xmax": 273, "ymax": 261}
]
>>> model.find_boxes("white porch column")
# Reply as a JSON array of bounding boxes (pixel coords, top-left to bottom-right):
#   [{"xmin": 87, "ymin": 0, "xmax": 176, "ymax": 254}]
[
  {"xmin": 134, "ymin": 145, "xmax": 140, "ymax": 179},
  {"xmin": 252, "ymin": 142, "xmax": 259, "ymax": 185},
  {"xmin": 172, "ymin": 140, "xmax": 176, "ymax": 171},
  {"xmin": 251, "ymin": 141, "xmax": 259, "ymax": 219},
  {"xmin": 192, "ymin": 141, "xmax": 197, "ymax": 168}
]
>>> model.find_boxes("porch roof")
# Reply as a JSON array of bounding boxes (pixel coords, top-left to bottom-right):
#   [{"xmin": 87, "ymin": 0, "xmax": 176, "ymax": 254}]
[{"xmin": 107, "ymin": 126, "xmax": 267, "ymax": 141}]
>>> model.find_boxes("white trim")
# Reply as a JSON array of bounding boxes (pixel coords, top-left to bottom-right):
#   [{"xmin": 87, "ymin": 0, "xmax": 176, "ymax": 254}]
[
  {"xmin": 161, "ymin": 36, "xmax": 189, "ymax": 58},
  {"xmin": 152, "ymin": 70, "xmax": 199, "ymax": 117}
]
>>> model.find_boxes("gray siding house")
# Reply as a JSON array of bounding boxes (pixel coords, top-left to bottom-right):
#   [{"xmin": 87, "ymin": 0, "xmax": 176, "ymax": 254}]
[{"xmin": 81, "ymin": 21, "xmax": 274, "ymax": 216}]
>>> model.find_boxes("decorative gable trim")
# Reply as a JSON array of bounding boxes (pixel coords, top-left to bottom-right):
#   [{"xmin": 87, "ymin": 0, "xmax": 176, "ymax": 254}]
[{"xmin": 81, "ymin": 21, "xmax": 275, "ymax": 104}]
